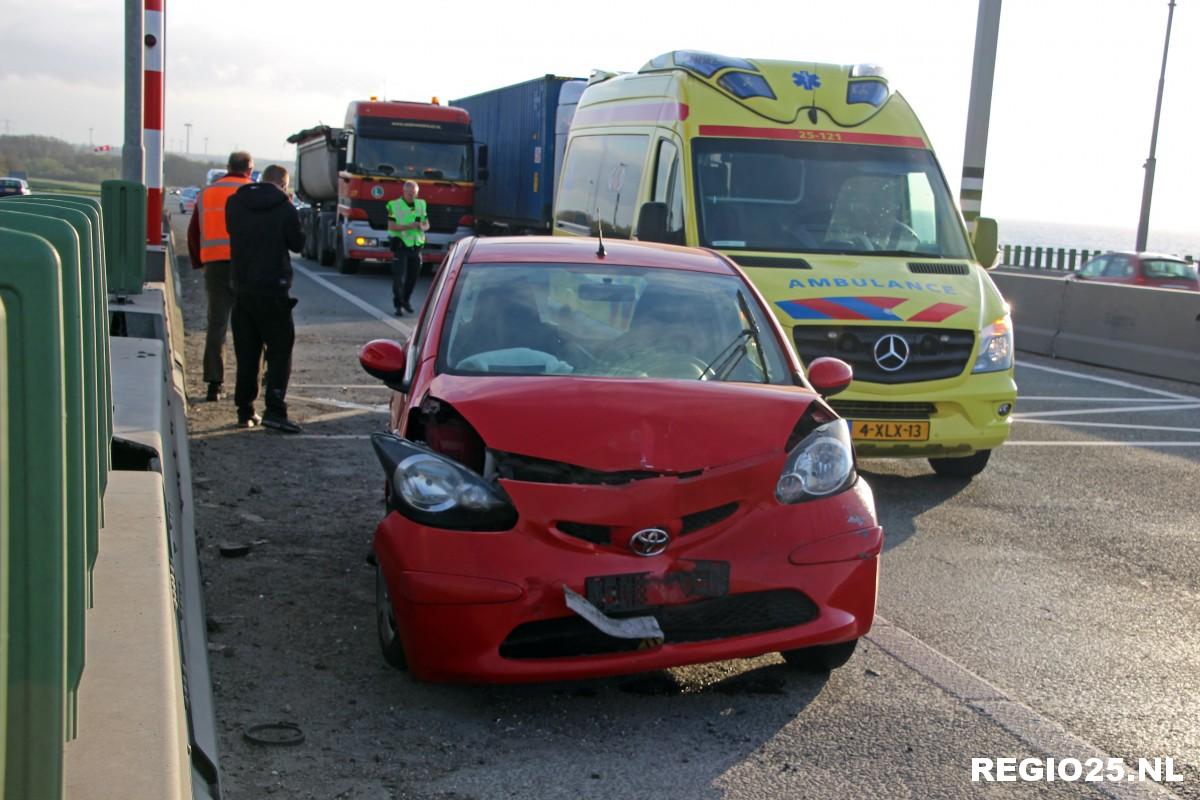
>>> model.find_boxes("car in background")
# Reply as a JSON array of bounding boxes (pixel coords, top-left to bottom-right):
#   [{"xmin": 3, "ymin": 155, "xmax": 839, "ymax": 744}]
[
  {"xmin": 178, "ymin": 186, "xmax": 200, "ymax": 214},
  {"xmin": 1072, "ymin": 251, "xmax": 1199, "ymax": 291},
  {"xmin": 206, "ymin": 168, "xmax": 262, "ymax": 185},
  {"xmin": 356, "ymin": 235, "xmax": 880, "ymax": 683},
  {"xmin": 0, "ymin": 177, "xmax": 31, "ymax": 197}
]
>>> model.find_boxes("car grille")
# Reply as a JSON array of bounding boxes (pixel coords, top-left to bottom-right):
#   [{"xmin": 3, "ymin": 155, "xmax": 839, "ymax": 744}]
[
  {"xmin": 794, "ymin": 325, "xmax": 975, "ymax": 384},
  {"xmin": 828, "ymin": 401, "xmax": 936, "ymax": 420},
  {"xmin": 680, "ymin": 503, "xmax": 738, "ymax": 535},
  {"xmin": 499, "ymin": 590, "xmax": 818, "ymax": 659},
  {"xmin": 557, "ymin": 521, "xmax": 611, "ymax": 545}
]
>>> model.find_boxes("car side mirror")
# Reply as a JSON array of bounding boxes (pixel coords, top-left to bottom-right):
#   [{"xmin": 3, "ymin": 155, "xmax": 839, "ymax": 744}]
[
  {"xmin": 807, "ymin": 357, "xmax": 853, "ymax": 397},
  {"xmin": 359, "ymin": 338, "xmax": 409, "ymax": 392},
  {"xmin": 636, "ymin": 202, "xmax": 669, "ymax": 243},
  {"xmin": 972, "ymin": 217, "xmax": 999, "ymax": 269}
]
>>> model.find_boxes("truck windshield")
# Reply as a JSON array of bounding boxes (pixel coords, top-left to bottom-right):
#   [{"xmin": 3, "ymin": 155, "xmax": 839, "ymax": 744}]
[
  {"xmin": 352, "ymin": 137, "xmax": 471, "ymax": 181},
  {"xmin": 692, "ymin": 138, "xmax": 972, "ymax": 259}
]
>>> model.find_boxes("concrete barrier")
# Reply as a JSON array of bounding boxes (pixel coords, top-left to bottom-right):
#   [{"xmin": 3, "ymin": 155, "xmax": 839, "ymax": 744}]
[{"xmin": 992, "ymin": 271, "xmax": 1200, "ymax": 385}]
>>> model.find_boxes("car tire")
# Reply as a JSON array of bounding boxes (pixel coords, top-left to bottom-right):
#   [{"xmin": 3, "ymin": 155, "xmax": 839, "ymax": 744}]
[
  {"xmin": 336, "ymin": 232, "xmax": 360, "ymax": 274},
  {"xmin": 375, "ymin": 562, "xmax": 408, "ymax": 671},
  {"xmin": 928, "ymin": 449, "xmax": 991, "ymax": 479},
  {"xmin": 780, "ymin": 638, "xmax": 858, "ymax": 672}
]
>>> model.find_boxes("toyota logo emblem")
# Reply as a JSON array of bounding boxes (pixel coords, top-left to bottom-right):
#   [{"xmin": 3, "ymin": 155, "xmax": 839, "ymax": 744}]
[
  {"xmin": 629, "ymin": 528, "xmax": 670, "ymax": 557},
  {"xmin": 873, "ymin": 333, "xmax": 910, "ymax": 372}
]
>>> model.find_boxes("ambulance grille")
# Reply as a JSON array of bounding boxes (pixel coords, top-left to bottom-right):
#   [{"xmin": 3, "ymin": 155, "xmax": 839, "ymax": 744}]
[
  {"xmin": 828, "ymin": 401, "xmax": 936, "ymax": 420},
  {"xmin": 907, "ymin": 262, "xmax": 970, "ymax": 275},
  {"xmin": 794, "ymin": 325, "xmax": 975, "ymax": 384}
]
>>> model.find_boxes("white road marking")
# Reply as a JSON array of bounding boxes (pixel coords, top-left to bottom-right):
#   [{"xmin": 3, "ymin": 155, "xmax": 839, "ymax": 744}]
[
  {"xmin": 1005, "ymin": 441, "xmax": 1200, "ymax": 447},
  {"xmin": 1017, "ymin": 361, "xmax": 1197, "ymax": 401},
  {"xmin": 1016, "ymin": 419, "xmax": 1200, "ymax": 434},
  {"xmin": 289, "ymin": 395, "xmax": 389, "ymax": 414},
  {"xmin": 1014, "ymin": 403, "xmax": 1200, "ymax": 419},
  {"xmin": 868, "ymin": 617, "xmax": 1182, "ymax": 800},
  {"xmin": 1017, "ymin": 396, "xmax": 1197, "ymax": 403},
  {"xmin": 293, "ymin": 262, "xmax": 409, "ymax": 335}
]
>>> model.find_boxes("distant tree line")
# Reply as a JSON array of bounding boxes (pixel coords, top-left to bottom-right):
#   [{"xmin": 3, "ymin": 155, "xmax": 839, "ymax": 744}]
[{"xmin": 0, "ymin": 134, "xmax": 227, "ymax": 188}]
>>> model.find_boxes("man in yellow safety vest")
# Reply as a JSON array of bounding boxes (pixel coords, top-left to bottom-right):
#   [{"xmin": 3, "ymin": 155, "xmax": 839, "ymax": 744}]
[{"xmin": 385, "ymin": 180, "xmax": 430, "ymax": 315}]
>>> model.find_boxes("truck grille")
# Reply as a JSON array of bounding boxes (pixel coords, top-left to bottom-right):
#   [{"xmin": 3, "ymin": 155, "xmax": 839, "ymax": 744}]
[
  {"xmin": 794, "ymin": 325, "xmax": 975, "ymax": 384},
  {"xmin": 427, "ymin": 205, "xmax": 469, "ymax": 234}
]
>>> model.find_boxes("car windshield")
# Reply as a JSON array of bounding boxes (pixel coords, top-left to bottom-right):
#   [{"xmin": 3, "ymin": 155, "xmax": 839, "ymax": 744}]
[
  {"xmin": 438, "ymin": 263, "xmax": 792, "ymax": 384},
  {"xmin": 352, "ymin": 136, "xmax": 471, "ymax": 181},
  {"xmin": 692, "ymin": 138, "xmax": 972, "ymax": 258}
]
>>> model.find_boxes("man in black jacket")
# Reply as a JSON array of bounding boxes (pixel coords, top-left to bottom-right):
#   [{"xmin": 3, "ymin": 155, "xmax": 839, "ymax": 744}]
[{"xmin": 226, "ymin": 164, "xmax": 305, "ymax": 432}]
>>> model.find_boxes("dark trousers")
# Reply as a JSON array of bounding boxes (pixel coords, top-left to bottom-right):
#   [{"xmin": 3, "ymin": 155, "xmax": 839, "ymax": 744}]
[
  {"xmin": 390, "ymin": 242, "xmax": 421, "ymax": 309},
  {"xmin": 203, "ymin": 260, "xmax": 235, "ymax": 384},
  {"xmin": 231, "ymin": 293, "xmax": 295, "ymax": 418}
]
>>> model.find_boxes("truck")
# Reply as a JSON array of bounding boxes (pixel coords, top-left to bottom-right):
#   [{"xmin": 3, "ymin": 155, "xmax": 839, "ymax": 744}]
[
  {"xmin": 288, "ymin": 100, "xmax": 477, "ymax": 274},
  {"xmin": 553, "ymin": 50, "xmax": 1016, "ymax": 479},
  {"xmin": 452, "ymin": 75, "xmax": 585, "ymax": 235}
]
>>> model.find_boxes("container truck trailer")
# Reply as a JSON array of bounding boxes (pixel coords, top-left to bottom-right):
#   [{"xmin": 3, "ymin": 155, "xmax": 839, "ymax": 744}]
[{"xmin": 452, "ymin": 76, "xmax": 585, "ymax": 235}]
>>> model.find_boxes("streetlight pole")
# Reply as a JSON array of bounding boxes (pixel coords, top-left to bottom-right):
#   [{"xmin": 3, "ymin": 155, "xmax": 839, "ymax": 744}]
[
  {"xmin": 185, "ymin": 121, "xmax": 192, "ymax": 154},
  {"xmin": 1135, "ymin": 0, "xmax": 1176, "ymax": 252}
]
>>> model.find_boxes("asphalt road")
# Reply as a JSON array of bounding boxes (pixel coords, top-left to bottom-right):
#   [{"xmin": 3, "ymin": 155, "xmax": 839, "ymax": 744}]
[{"xmin": 182, "ymin": 235, "xmax": 1199, "ymax": 799}]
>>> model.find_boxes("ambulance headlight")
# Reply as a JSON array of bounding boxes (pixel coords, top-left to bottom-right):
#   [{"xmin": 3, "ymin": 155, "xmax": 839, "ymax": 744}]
[{"xmin": 972, "ymin": 315, "xmax": 1013, "ymax": 373}]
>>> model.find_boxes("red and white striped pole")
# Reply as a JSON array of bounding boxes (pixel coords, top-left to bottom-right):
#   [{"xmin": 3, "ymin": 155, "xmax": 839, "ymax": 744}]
[{"xmin": 143, "ymin": 0, "xmax": 164, "ymax": 244}]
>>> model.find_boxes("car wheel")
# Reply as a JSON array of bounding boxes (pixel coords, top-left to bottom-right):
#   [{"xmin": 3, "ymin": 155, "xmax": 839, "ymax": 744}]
[
  {"xmin": 780, "ymin": 638, "xmax": 858, "ymax": 672},
  {"xmin": 928, "ymin": 449, "xmax": 991, "ymax": 479},
  {"xmin": 336, "ymin": 232, "xmax": 360, "ymax": 274},
  {"xmin": 375, "ymin": 562, "xmax": 408, "ymax": 671}
]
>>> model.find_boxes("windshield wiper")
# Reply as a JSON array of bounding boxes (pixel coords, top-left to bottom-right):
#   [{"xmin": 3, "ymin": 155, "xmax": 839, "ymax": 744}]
[
  {"xmin": 698, "ymin": 292, "xmax": 770, "ymax": 383},
  {"xmin": 736, "ymin": 290, "xmax": 770, "ymax": 383}
]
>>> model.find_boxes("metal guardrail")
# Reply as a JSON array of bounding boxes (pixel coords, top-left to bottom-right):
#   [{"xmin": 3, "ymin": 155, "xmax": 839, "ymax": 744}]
[{"xmin": 1000, "ymin": 243, "xmax": 1195, "ymax": 271}]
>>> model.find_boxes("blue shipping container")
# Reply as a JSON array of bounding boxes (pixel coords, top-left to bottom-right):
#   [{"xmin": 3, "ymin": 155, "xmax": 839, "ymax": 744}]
[{"xmin": 453, "ymin": 75, "xmax": 585, "ymax": 233}]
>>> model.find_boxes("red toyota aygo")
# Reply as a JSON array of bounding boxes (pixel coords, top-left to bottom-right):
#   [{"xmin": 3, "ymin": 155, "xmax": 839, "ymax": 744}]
[{"xmin": 358, "ymin": 236, "xmax": 882, "ymax": 683}]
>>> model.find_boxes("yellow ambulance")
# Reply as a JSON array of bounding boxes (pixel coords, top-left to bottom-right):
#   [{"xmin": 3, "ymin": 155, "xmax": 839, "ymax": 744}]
[{"xmin": 553, "ymin": 50, "xmax": 1016, "ymax": 478}]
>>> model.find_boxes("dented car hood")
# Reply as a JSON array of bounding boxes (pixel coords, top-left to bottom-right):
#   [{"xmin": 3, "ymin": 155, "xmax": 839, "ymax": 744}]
[{"xmin": 426, "ymin": 374, "xmax": 815, "ymax": 474}]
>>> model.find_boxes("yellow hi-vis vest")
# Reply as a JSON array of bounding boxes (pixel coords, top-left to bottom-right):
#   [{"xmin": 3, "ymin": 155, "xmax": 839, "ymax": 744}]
[{"xmin": 386, "ymin": 197, "xmax": 427, "ymax": 248}]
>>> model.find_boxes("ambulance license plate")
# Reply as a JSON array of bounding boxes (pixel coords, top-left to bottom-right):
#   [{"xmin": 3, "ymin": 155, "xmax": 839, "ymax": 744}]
[{"xmin": 848, "ymin": 420, "xmax": 930, "ymax": 441}]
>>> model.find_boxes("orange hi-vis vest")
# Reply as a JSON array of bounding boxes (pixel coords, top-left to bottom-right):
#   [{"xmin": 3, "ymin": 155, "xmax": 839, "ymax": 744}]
[{"xmin": 197, "ymin": 174, "xmax": 251, "ymax": 263}]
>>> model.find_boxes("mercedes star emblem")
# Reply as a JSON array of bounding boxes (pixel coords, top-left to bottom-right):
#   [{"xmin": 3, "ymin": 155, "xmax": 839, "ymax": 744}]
[{"xmin": 873, "ymin": 333, "xmax": 910, "ymax": 372}]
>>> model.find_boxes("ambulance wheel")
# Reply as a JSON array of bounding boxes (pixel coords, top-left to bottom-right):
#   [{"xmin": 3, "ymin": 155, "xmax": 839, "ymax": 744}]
[
  {"xmin": 375, "ymin": 562, "xmax": 408, "ymax": 671},
  {"xmin": 336, "ymin": 233, "xmax": 360, "ymax": 274},
  {"xmin": 929, "ymin": 449, "xmax": 991, "ymax": 479},
  {"xmin": 781, "ymin": 639, "xmax": 858, "ymax": 672}
]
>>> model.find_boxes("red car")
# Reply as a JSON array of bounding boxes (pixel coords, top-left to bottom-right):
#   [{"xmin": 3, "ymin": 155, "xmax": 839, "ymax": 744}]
[
  {"xmin": 1072, "ymin": 251, "xmax": 1199, "ymax": 291},
  {"xmin": 358, "ymin": 236, "xmax": 881, "ymax": 683}
]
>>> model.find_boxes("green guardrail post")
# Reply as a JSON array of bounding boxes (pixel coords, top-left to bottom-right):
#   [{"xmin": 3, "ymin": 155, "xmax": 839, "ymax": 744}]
[
  {"xmin": 1068, "ymin": 249, "xmax": 1077, "ymax": 270},
  {"xmin": 1022, "ymin": 245, "xmax": 1031, "ymax": 267},
  {"xmin": 0, "ymin": 209, "xmax": 90, "ymax": 742},
  {"xmin": 100, "ymin": 180, "xmax": 146, "ymax": 295},
  {"xmin": 0, "ymin": 227, "xmax": 68, "ymax": 800},
  {"xmin": 1002, "ymin": 244, "xmax": 1010, "ymax": 265},
  {"xmin": 0, "ymin": 296, "xmax": 9, "ymax": 800},
  {"xmin": 1081, "ymin": 249, "xmax": 1091, "ymax": 265},
  {"xmin": 2, "ymin": 196, "xmax": 111, "ymax": 524}
]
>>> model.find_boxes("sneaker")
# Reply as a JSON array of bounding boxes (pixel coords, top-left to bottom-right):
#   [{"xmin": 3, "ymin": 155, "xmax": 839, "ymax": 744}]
[
  {"xmin": 206, "ymin": 382, "xmax": 225, "ymax": 402},
  {"xmin": 261, "ymin": 415, "xmax": 303, "ymax": 434},
  {"xmin": 237, "ymin": 413, "xmax": 262, "ymax": 428}
]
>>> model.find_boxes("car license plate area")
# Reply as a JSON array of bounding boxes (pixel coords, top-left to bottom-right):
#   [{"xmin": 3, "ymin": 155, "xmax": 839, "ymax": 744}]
[
  {"xmin": 848, "ymin": 420, "xmax": 930, "ymax": 441},
  {"xmin": 585, "ymin": 560, "xmax": 730, "ymax": 613}
]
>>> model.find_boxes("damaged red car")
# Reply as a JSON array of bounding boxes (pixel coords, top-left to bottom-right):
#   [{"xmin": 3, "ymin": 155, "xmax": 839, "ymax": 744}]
[{"xmin": 358, "ymin": 236, "xmax": 882, "ymax": 683}]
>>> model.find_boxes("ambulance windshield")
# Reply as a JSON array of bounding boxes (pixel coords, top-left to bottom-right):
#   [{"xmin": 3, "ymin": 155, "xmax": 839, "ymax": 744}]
[{"xmin": 692, "ymin": 139, "xmax": 972, "ymax": 259}]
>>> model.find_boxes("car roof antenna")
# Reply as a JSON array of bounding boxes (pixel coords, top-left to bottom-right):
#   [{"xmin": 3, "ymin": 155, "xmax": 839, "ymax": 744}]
[{"xmin": 595, "ymin": 208, "xmax": 606, "ymax": 258}]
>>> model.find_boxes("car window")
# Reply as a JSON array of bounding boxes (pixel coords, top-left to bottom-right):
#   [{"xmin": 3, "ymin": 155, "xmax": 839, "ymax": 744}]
[
  {"xmin": 1103, "ymin": 255, "xmax": 1134, "ymax": 278},
  {"xmin": 438, "ymin": 263, "xmax": 791, "ymax": 384},
  {"xmin": 1142, "ymin": 259, "xmax": 1196, "ymax": 280},
  {"xmin": 1079, "ymin": 256, "xmax": 1107, "ymax": 277}
]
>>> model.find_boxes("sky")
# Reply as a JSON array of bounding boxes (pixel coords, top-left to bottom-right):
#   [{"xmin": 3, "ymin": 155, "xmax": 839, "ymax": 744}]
[{"xmin": 0, "ymin": 0, "xmax": 1195, "ymax": 235}]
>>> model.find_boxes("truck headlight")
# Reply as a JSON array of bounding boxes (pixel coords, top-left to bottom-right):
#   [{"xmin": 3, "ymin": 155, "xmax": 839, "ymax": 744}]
[
  {"xmin": 972, "ymin": 315, "xmax": 1013, "ymax": 373},
  {"xmin": 776, "ymin": 420, "xmax": 856, "ymax": 503}
]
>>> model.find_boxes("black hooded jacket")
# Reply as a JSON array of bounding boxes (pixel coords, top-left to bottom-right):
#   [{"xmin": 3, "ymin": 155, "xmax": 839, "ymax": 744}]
[{"xmin": 226, "ymin": 182, "xmax": 304, "ymax": 296}]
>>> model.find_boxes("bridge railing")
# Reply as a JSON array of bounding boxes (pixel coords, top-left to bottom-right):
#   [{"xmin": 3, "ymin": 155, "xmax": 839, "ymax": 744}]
[{"xmin": 1000, "ymin": 243, "xmax": 1196, "ymax": 270}]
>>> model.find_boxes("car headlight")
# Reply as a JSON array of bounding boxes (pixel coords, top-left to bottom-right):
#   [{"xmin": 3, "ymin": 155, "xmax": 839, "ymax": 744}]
[
  {"xmin": 776, "ymin": 420, "xmax": 856, "ymax": 503},
  {"xmin": 372, "ymin": 434, "xmax": 516, "ymax": 530},
  {"xmin": 972, "ymin": 315, "xmax": 1013, "ymax": 373}
]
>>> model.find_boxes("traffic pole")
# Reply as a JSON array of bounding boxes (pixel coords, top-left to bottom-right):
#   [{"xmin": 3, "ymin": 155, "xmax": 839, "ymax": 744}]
[
  {"xmin": 144, "ymin": 0, "xmax": 164, "ymax": 244},
  {"xmin": 960, "ymin": 0, "xmax": 1002, "ymax": 232},
  {"xmin": 122, "ymin": 0, "xmax": 143, "ymax": 184}
]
